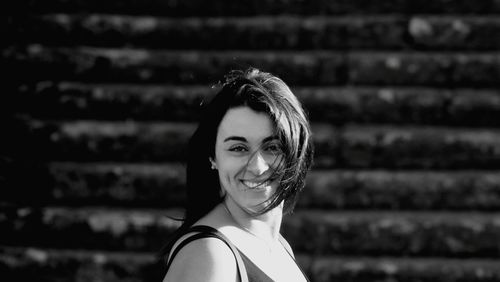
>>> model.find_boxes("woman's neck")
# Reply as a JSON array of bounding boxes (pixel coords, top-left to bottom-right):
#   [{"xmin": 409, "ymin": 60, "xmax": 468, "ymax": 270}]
[{"xmin": 222, "ymin": 198, "xmax": 283, "ymax": 243}]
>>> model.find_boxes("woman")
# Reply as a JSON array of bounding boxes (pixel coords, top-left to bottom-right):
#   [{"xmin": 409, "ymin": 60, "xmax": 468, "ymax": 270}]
[{"xmin": 161, "ymin": 68, "xmax": 314, "ymax": 282}]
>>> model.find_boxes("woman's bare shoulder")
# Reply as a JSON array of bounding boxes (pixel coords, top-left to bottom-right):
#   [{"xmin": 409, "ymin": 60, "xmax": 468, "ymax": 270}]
[
  {"xmin": 163, "ymin": 237, "xmax": 238, "ymax": 282},
  {"xmin": 279, "ymin": 234, "xmax": 295, "ymax": 258}
]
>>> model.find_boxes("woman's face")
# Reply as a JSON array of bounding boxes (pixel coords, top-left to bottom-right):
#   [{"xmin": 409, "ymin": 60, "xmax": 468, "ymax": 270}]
[{"xmin": 213, "ymin": 106, "xmax": 283, "ymax": 212}]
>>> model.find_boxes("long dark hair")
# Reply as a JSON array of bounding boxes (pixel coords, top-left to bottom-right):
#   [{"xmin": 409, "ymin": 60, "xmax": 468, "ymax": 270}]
[{"xmin": 158, "ymin": 67, "xmax": 314, "ymax": 273}]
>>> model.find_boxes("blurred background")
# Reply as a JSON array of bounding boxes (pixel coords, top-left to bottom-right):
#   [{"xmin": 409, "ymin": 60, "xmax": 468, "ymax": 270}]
[{"xmin": 2, "ymin": 0, "xmax": 500, "ymax": 281}]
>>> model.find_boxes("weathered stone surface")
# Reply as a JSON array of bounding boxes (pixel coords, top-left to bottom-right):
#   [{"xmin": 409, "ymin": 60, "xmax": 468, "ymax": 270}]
[
  {"xmin": 282, "ymin": 211, "xmax": 500, "ymax": 257},
  {"xmin": 1, "ymin": 161, "xmax": 187, "ymax": 207},
  {"xmin": 5, "ymin": 46, "xmax": 500, "ymax": 86},
  {"xmin": 0, "ymin": 247, "xmax": 158, "ymax": 282},
  {"xmin": 2, "ymin": 247, "xmax": 500, "ymax": 282},
  {"xmin": 8, "ymin": 0, "xmax": 500, "ymax": 15},
  {"xmin": 448, "ymin": 89, "xmax": 500, "ymax": 126},
  {"xmin": 297, "ymin": 87, "xmax": 500, "ymax": 126},
  {"xmin": 300, "ymin": 86, "xmax": 450, "ymax": 125},
  {"xmin": 310, "ymin": 256, "xmax": 500, "ymax": 282},
  {"xmin": 1, "ymin": 45, "xmax": 346, "ymax": 85},
  {"xmin": 9, "ymin": 15, "xmax": 500, "ymax": 50},
  {"xmin": 0, "ymin": 207, "xmax": 182, "ymax": 251},
  {"xmin": 300, "ymin": 170, "xmax": 500, "ymax": 210},
  {"xmin": 10, "ymin": 83, "xmax": 500, "ymax": 126},
  {"xmin": 409, "ymin": 16, "xmax": 500, "ymax": 50},
  {"xmin": 5, "ymin": 15, "xmax": 407, "ymax": 50},
  {"xmin": 2, "ymin": 207, "xmax": 500, "ymax": 257},
  {"xmin": 4, "ymin": 119, "xmax": 194, "ymax": 162},
  {"xmin": 348, "ymin": 52, "xmax": 500, "ymax": 87},
  {"xmin": 314, "ymin": 124, "xmax": 500, "ymax": 169},
  {"xmin": 46, "ymin": 162, "xmax": 186, "ymax": 206},
  {"xmin": 11, "ymin": 82, "xmax": 213, "ymax": 121}
]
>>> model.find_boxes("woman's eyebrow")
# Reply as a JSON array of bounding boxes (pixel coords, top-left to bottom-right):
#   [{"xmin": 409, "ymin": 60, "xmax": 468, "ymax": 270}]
[
  {"xmin": 223, "ymin": 135, "xmax": 278, "ymax": 143},
  {"xmin": 262, "ymin": 136, "xmax": 279, "ymax": 143},
  {"xmin": 223, "ymin": 136, "xmax": 247, "ymax": 142}
]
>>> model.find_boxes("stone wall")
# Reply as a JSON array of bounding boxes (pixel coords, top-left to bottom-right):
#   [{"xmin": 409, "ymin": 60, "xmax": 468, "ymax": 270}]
[{"xmin": 2, "ymin": 1, "xmax": 500, "ymax": 281}]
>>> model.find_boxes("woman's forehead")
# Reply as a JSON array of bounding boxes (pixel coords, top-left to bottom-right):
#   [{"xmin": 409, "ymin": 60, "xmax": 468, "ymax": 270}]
[{"xmin": 217, "ymin": 107, "xmax": 275, "ymax": 142}]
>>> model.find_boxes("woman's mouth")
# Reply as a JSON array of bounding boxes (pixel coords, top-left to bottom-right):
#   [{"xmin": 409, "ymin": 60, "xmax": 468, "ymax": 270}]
[{"xmin": 241, "ymin": 180, "xmax": 271, "ymax": 189}]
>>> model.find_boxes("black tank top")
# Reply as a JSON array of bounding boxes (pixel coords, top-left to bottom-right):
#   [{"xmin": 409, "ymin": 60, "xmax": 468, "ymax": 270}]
[{"xmin": 165, "ymin": 225, "xmax": 310, "ymax": 282}]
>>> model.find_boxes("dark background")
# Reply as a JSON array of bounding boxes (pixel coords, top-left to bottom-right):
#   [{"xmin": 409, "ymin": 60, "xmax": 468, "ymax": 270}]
[{"xmin": 2, "ymin": 0, "xmax": 500, "ymax": 281}]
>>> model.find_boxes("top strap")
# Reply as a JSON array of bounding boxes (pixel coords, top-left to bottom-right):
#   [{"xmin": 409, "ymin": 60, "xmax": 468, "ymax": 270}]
[{"xmin": 165, "ymin": 225, "xmax": 249, "ymax": 282}]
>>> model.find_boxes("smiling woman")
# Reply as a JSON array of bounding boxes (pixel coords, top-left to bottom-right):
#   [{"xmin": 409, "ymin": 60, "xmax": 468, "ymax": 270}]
[{"xmin": 160, "ymin": 68, "xmax": 314, "ymax": 282}]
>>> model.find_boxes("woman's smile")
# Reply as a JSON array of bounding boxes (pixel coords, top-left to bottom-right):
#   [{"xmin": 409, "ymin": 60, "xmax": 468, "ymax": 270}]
[{"xmin": 240, "ymin": 179, "xmax": 274, "ymax": 191}]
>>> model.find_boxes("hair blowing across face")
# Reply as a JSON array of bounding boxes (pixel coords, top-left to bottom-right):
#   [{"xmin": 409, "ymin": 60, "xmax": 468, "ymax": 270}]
[{"xmin": 157, "ymin": 68, "xmax": 313, "ymax": 270}]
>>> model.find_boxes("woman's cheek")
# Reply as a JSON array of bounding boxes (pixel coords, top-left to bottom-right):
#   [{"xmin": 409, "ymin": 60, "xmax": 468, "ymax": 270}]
[{"xmin": 220, "ymin": 156, "xmax": 245, "ymax": 184}]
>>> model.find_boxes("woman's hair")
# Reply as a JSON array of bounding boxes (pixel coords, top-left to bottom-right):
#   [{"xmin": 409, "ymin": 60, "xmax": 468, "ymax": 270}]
[{"xmin": 158, "ymin": 67, "xmax": 313, "ymax": 270}]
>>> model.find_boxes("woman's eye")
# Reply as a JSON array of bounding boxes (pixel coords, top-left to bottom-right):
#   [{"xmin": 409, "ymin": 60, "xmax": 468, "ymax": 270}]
[
  {"xmin": 229, "ymin": 146, "xmax": 248, "ymax": 152},
  {"xmin": 265, "ymin": 144, "xmax": 283, "ymax": 153}
]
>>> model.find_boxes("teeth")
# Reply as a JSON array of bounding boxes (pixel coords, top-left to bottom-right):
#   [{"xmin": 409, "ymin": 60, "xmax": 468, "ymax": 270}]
[{"xmin": 243, "ymin": 180, "xmax": 268, "ymax": 188}]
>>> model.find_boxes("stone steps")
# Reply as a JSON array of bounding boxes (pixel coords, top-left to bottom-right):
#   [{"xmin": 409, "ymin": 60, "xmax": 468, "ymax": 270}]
[
  {"xmin": 6, "ymin": 82, "xmax": 500, "ymax": 126},
  {"xmin": 3, "ymin": 3, "xmax": 500, "ymax": 280},
  {"xmin": 3, "ymin": 46, "xmax": 500, "ymax": 86},
  {"xmin": 1, "ymin": 162, "xmax": 187, "ymax": 207},
  {"xmin": 5, "ymin": 119, "xmax": 500, "ymax": 168},
  {"xmin": 309, "ymin": 256, "xmax": 500, "ymax": 282},
  {"xmin": 3, "ymin": 162, "xmax": 500, "ymax": 210},
  {"xmin": 0, "ymin": 247, "xmax": 158, "ymax": 282},
  {"xmin": 2, "ymin": 247, "xmax": 500, "ymax": 282},
  {"xmin": 1, "ymin": 207, "xmax": 500, "ymax": 257},
  {"xmin": 303, "ymin": 170, "xmax": 500, "ymax": 210},
  {"xmin": 8, "ymin": 0, "xmax": 500, "ymax": 15},
  {"xmin": 6, "ymin": 15, "xmax": 500, "ymax": 50},
  {"xmin": 284, "ymin": 210, "xmax": 500, "ymax": 257}
]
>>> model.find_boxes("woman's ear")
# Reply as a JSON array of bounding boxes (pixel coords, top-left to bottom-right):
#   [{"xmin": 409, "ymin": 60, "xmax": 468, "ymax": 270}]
[{"xmin": 209, "ymin": 157, "xmax": 217, "ymax": 170}]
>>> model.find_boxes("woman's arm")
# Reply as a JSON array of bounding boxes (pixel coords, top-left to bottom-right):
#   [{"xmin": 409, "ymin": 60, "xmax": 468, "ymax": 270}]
[{"xmin": 163, "ymin": 237, "xmax": 239, "ymax": 282}]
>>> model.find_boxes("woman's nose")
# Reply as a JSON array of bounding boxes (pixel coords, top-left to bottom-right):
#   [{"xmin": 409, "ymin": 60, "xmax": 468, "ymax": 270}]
[{"xmin": 247, "ymin": 151, "xmax": 269, "ymax": 176}]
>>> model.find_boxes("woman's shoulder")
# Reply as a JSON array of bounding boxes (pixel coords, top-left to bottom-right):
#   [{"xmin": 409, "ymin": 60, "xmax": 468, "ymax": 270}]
[
  {"xmin": 278, "ymin": 234, "xmax": 295, "ymax": 258},
  {"xmin": 163, "ymin": 234, "xmax": 238, "ymax": 282}
]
